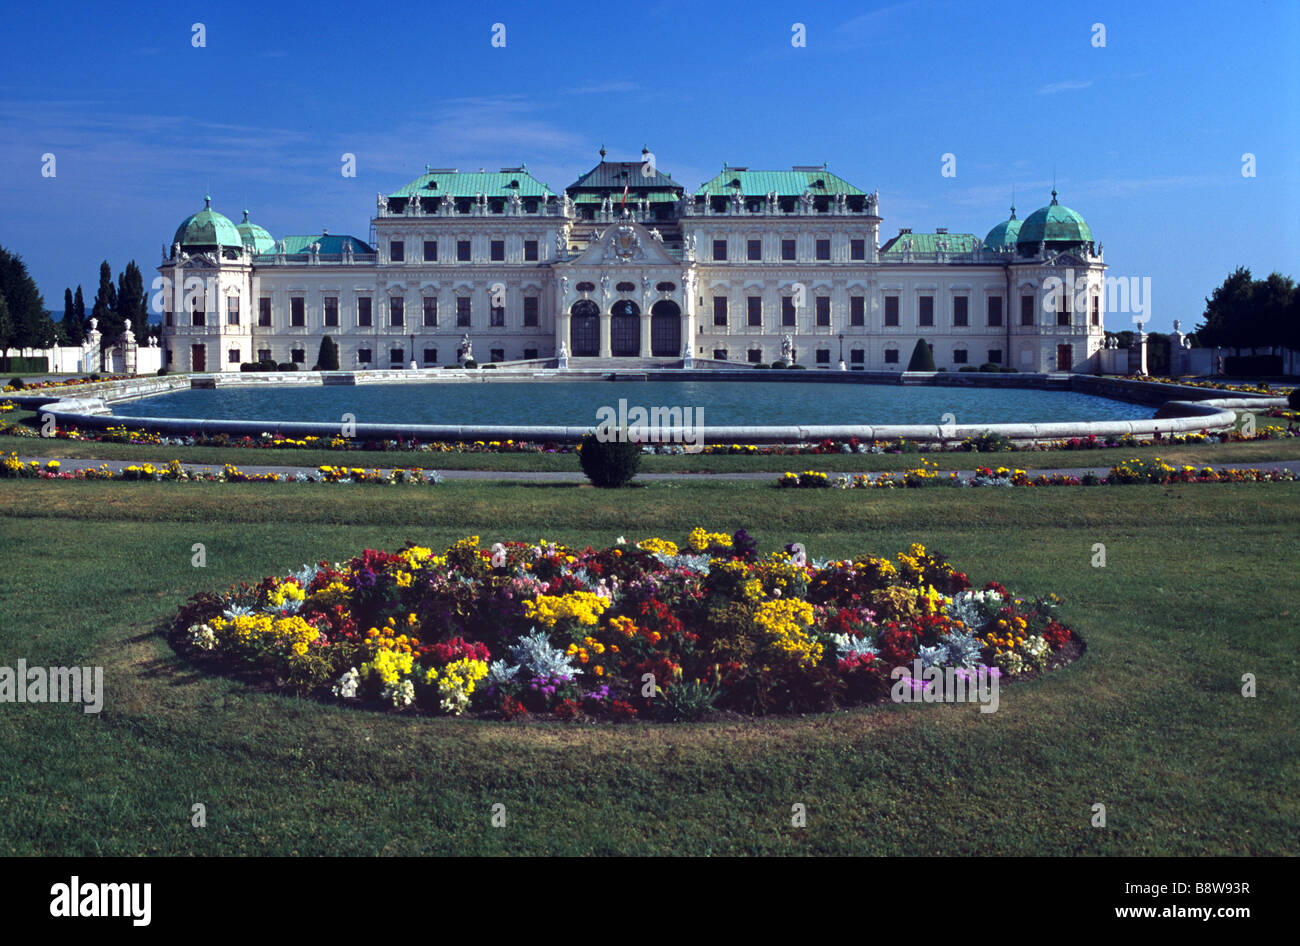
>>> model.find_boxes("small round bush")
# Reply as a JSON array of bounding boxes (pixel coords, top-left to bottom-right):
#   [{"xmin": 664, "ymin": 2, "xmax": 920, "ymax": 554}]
[
  {"xmin": 156, "ymin": 368, "xmax": 169, "ymax": 376},
  {"xmin": 277, "ymin": 362, "xmax": 298, "ymax": 372},
  {"xmin": 463, "ymin": 359, "xmax": 478, "ymax": 369},
  {"xmin": 772, "ymin": 360, "xmax": 789, "ymax": 369},
  {"xmin": 578, "ymin": 430, "xmax": 642, "ymax": 488},
  {"xmin": 8, "ymin": 377, "xmax": 24, "ymax": 390}
]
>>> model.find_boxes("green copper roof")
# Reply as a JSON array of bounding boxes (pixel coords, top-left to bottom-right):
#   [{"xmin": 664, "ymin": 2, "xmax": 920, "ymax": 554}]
[
  {"xmin": 566, "ymin": 159, "xmax": 682, "ymax": 194},
  {"xmin": 1016, "ymin": 191, "xmax": 1093, "ymax": 247},
  {"xmin": 173, "ymin": 197, "xmax": 243, "ymax": 249},
  {"xmin": 392, "ymin": 168, "xmax": 554, "ymax": 201},
  {"xmin": 572, "ymin": 189, "xmax": 681, "ymax": 203},
  {"xmin": 236, "ymin": 209, "xmax": 276, "ymax": 255},
  {"xmin": 982, "ymin": 207, "xmax": 1022, "ymax": 250},
  {"xmin": 696, "ymin": 167, "xmax": 865, "ymax": 197},
  {"xmin": 267, "ymin": 234, "xmax": 374, "ymax": 256},
  {"xmin": 879, "ymin": 232, "xmax": 980, "ymax": 255}
]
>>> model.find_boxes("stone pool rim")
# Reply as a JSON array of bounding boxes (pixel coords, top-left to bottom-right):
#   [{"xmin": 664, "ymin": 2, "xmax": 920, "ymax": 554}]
[{"xmin": 15, "ymin": 369, "xmax": 1285, "ymax": 446}]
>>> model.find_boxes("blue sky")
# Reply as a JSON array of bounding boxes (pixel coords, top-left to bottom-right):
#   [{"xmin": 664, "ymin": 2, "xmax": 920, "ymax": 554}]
[{"xmin": 0, "ymin": 0, "xmax": 1296, "ymax": 332}]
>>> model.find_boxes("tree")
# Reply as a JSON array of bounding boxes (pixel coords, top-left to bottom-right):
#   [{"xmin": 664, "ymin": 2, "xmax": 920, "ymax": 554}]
[
  {"xmin": 906, "ymin": 338, "xmax": 936, "ymax": 372},
  {"xmin": 315, "ymin": 335, "xmax": 340, "ymax": 370},
  {"xmin": 0, "ymin": 293, "xmax": 12, "ymax": 352},
  {"xmin": 1196, "ymin": 267, "xmax": 1254, "ymax": 351},
  {"xmin": 116, "ymin": 261, "xmax": 149, "ymax": 345},
  {"xmin": 90, "ymin": 261, "xmax": 119, "ymax": 346},
  {"xmin": 73, "ymin": 286, "xmax": 85, "ymax": 340},
  {"xmin": 0, "ymin": 246, "xmax": 50, "ymax": 350},
  {"xmin": 61, "ymin": 288, "xmax": 84, "ymax": 345},
  {"xmin": 1251, "ymin": 271, "xmax": 1295, "ymax": 352}
]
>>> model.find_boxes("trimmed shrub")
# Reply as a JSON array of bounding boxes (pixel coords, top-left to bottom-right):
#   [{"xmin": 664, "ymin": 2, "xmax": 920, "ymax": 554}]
[
  {"xmin": 463, "ymin": 359, "xmax": 478, "ymax": 369},
  {"xmin": 156, "ymin": 368, "xmax": 169, "ymax": 376},
  {"xmin": 978, "ymin": 362, "xmax": 1000, "ymax": 373},
  {"xmin": 772, "ymin": 360, "xmax": 789, "ymax": 369},
  {"xmin": 578, "ymin": 430, "xmax": 641, "ymax": 488},
  {"xmin": 958, "ymin": 366, "xmax": 978, "ymax": 373},
  {"xmin": 907, "ymin": 339, "xmax": 936, "ymax": 372},
  {"xmin": 482, "ymin": 363, "xmax": 498, "ymax": 369},
  {"xmin": 7, "ymin": 377, "xmax": 24, "ymax": 390},
  {"xmin": 316, "ymin": 335, "xmax": 340, "ymax": 371},
  {"xmin": 276, "ymin": 362, "xmax": 299, "ymax": 372}
]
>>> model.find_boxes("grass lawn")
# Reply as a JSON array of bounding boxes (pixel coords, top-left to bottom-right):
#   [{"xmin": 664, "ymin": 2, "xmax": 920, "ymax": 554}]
[{"xmin": 0, "ymin": 478, "xmax": 1295, "ymax": 855}]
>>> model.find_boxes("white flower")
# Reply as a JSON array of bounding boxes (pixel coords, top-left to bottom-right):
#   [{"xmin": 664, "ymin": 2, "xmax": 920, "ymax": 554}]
[
  {"xmin": 382, "ymin": 679, "xmax": 415, "ymax": 708},
  {"xmin": 491, "ymin": 542, "xmax": 507, "ymax": 568},
  {"xmin": 616, "ymin": 536, "xmax": 627, "ymax": 545},
  {"xmin": 186, "ymin": 623, "xmax": 217, "ymax": 651},
  {"xmin": 332, "ymin": 667, "xmax": 360, "ymax": 700}
]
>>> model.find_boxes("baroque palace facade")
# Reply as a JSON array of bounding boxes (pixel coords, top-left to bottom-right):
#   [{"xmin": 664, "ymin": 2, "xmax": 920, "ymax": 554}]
[{"xmin": 158, "ymin": 149, "xmax": 1108, "ymax": 373}]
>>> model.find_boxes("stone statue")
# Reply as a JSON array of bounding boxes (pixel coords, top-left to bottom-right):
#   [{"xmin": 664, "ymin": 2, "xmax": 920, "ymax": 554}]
[
  {"xmin": 562, "ymin": 194, "xmax": 574, "ymax": 217},
  {"xmin": 559, "ymin": 275, "xmax": 569, "ymax": 298},
  {"xmin": 123, "ymin": 319, "xmax": 132, "ymax": 334},
  {"xmin": 781, "ymin": 334, "xmax": 794, "ymax": 361},
  {"xmin": 440, "ymin": 194, "xmax": 454, "ymax": 215},
  {"xmin": 555, "ymin": 230, "xmax": 567, "ymax": 256},
  {"xmin": 684, "ymin": 233, "xmax": 697, "ymax": 260},
  {"xmin": 835, "ymin": 194, "xmax": 847, "ymax": 213},
  {"xmin": 600, "ymin": 274, "xmax": 610, "ymax": 299},
  {"xmin": 799, "ymin": 189, "xmax": 814, "ymax": 213},
  {"xmin": 89, "ymin": 318, "xmax": 98, "ymax": 333},
  {"xmin": 1172, "ymin": 319, "xmax": 1181, "ymax": 334},
  {"xmin": 376, "ymin": 193, "xmax": 388, "ymax": 215},
  {"xmin": 406, "ymin": 193, "xmax": 422, "ymax": 216},
  {"xmin": 641, "ymin": 275, "xmax": 651, "ymax": 298},
  {"xmin": 458, "ymin": 334, "xmax": 473, "ymax": 363},
  {"xmin": 507, "ymin": 192, "xmax": 522, "ymax": 214},
  {"xmin": 558, "ymin": 342, "xmax": 567, "ymax": 358},
  {"xmin": 650, "ymin": 228, "xmax": 663, "ymax": 242}
]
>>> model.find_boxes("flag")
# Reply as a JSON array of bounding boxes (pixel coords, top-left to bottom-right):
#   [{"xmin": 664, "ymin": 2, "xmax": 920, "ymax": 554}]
[{"xmin": 620, "ymin": 184, "xmax": 629, "ymax": 209}]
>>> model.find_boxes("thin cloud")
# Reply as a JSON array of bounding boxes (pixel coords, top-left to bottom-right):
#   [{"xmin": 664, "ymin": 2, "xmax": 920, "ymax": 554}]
[{"xmin": 1036, "ymin": 79, "xmax": 1094, "ymax": 95}]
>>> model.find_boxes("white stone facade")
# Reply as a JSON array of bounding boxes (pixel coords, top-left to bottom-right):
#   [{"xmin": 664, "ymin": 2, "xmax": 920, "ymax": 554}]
[{"xmin": 158, "ymin": 164, "xmax": 1108, "ymax": 374}]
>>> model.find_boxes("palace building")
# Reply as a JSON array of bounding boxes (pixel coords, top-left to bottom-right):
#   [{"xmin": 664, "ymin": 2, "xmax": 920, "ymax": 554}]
[{"xmin": 158, "ymin": 148, "xmax": 1108, "ymax": 373}]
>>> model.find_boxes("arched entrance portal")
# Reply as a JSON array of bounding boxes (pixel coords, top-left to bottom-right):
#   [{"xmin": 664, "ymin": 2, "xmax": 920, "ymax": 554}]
[
  {"xmin": 650, "ymin": 300, "xmax": 681, "ymax": 357},
  {"xmin": 570, "ymin": 300, "xmax": 599, "ymax": 356},
  {"xmin": 610, "ymin": 300, "xmax": 640, "ymax": 356}
]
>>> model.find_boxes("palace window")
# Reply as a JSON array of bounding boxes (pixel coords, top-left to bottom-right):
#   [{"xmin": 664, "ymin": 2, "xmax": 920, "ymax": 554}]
[
  {"xmin": 358, "ymin": 297, "xmax": 372, "ymax": 327},
  {"xmin": 747, "ymin": 239, "xmax": 761, "ymax": 261},
  {"xmin": 524, "ymin": 240, "xmax": 538, "ymax": 261},
  {"xmin": 491, "ymin": 349, "xmax": 504, "ymax": 363},
  {"xmin": 850, "ymin": 349, "xmax": 865, "ymax": 366},
  {"xmin": 884, "ymin": 296, "xmax": 899, "ymax": 326},
  {"xmin": 953, "ymin": 296, "xmax": 968, "ymax": 327},
  {"xmin": 227, "ymin": 348, "xmax": 240, "ymax": 364},
  {"xmin": 655, "ymin": 281, "xmax": 675, "ymax": 292},
  {"xmin": 191, "ymin": 298, "xmax": 205, "ymax": 327},
  {"xmin": 490, "ymin": 302, "xmax": 505, "ymax": 326},
  {"xmin": 257, "ymin": 349, "xmax": 271, "ymax": 363},
  {"xmin": 390, "ymin": 296, "xmax": 404, "ymax": 327},
  {"xmin": 523, "ymin": 296, "xmax": 539, "ymax": 326},
  {"xmin": 713, "ymin": 239, "xmax": 728, "ymax": 261},
  {"xmin": 1057, "ymin": 296, "xmax": 1071, "ymax": 326},
  {"xmin": 576, "ymin": 281, "xmax": 596, "ymax": 293},
  {"xmin": 165, "ymin": 310, "xmax": 173, "ymax": 326},
  {"xmin": 988, "ymin": 348, "xmax": 1003, "ymax": 364},
  {"xmin": 987, "ymin": 296, "xmax": 1003, "ymax": 327},
  {"xmin": 1092, "ymin": 296, "xmax": 1100, "ymax": 325},
  {"xmin": 747, "ymin": 296, "xmax": 762, "ymax": 327},
  {"xmin": 490, "ymin": 240, "xmax": 505, "ymax": 262},
  {"xmin": 616, "ymin": 281, "xmax": 635, "ymax": 292},
  {"xmin": 748, "ymin": 349, "xmax": 763, "ymax": 363},
  {"xmin": 324, "ymin": 297, "xmax": 339, "ymax": 327},
  {"xmin": 226, "ymin": 296, "xmax": 239, "ymax": 325},
  {"xmin": 816, "ymin": 349, "xmax": 831, "ymax": 365},
  {"xmin": 850, "ymin": 295, "xmax": 865, "ymax": 327},
  {"xmin": 850, "ymin": 239, "xmax": 865, "ymax": 261},
  {"xmin": 815, "ymin": 239, "xmax": 831, "ymax": 261},
  {"xmin": 919, "ymin": 296, "xmax": 934, "ymax": 327},
  {"xmin": 1021, "ymin": 296, "xmax": 1035, "ymax": 326},
  {"xmin": 781, "ymin": 296, "xmax": 796, "ymax": 327},
  {"xmin": 390, "ymin": 348, "xmax": 404, "ymax": 364},
  {"xmin": 457, "ymin": 240, "xmax": 471, "ymax": 262},
  {"xmin": 884, "ymin": 348, "xmax": 900, "ymax": 364},
  {"xmin": 713, "ymin": 348, "xmax": 728, "ymax": 361},
  {"xmin": 781, "ymin": 239, "xmax": 796, "ymax": 261},
  {"xmin": 815, "ymin": 296, "xmax": 830, "ymax": 327},
  {"xmin": 423, "ymin": 240, "xmax": 438, "ymax": 262},
  {"xmin": 953, "ymin": 348, "xmax": 968, "ymax": 364},
  {"xmin": 423, "ymin": 348, "xmax": 438, "ymax": 364},
  {"xmin": 390, "ymin": 240, "xmax": 404, "ymax": 262},
  {"xmin": 291, "ymin": 348, "xmax": 305, "ymax": 364},
  {"xmin": 357, "ymin": 348, "xmax": 372, "ymax": 364},
  {"xmin": 423, "ymin": 297, "xmax": 437, "ymax": 327},
  {"xmin": 523, "ymin": 348, "xmax": 538, "ymax": 360},
  {"xmin": 456, "ymin": 297, "xmax": 471, "ymax": 327},
  {"xmin": 290, "ymin": 297, "xmax": 305, "ymax": 327},
  {"xmin": 713, "ymin": 296, "xmax": 728, "ymax": 327}
]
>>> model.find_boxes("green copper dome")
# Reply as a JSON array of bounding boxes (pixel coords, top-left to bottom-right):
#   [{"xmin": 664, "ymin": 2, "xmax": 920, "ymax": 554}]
[
  {"xmin": 982, "ymin": 205, "xmax": 1022, "ymax": 250},
  {"xmin": 173, "ymin": 196, "xmax": 243, "ymax": 251},
  {"xmin": 236, "ymin": 208, "xmax": 276, "ymax": 255},
  {"xmin": 1016, "ymin": 190, "xmax": 1093, "ymax": 251}
]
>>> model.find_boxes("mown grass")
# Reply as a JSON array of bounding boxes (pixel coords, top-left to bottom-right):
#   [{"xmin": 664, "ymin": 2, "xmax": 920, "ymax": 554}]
[{"xmin": 0, "ymin": 478, "xmax": 1295, "ymax": 855}]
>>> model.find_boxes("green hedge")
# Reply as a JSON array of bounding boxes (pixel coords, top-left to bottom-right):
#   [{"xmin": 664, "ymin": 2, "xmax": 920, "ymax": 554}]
[{"xmin": 0, "ymin": 356, "xmax": 49, "ymax": 373}]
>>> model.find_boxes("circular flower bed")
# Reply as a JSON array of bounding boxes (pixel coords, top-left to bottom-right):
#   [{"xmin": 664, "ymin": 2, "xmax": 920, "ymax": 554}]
[{"xmin": 171, "ymin": 530, "xmax": 1081, "ymax": 721}]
